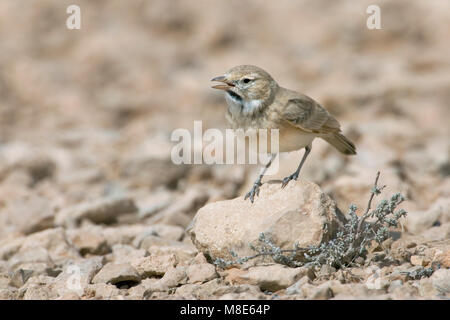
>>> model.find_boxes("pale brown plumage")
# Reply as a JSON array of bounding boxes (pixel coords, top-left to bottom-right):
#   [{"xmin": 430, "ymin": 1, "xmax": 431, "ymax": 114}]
[{"xmin": 212, "ymin": 65, "xmax": 356, "ymax": 202}]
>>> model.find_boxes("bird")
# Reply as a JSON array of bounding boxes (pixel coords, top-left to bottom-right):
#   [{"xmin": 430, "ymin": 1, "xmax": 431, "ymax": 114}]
[{"xmin": 211, "ymin": 65, "xmax": 356, "ymax": 203}]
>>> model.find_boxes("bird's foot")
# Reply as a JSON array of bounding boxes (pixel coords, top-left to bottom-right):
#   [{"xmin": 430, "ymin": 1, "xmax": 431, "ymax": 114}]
[
  {"xmin": 281, "ymin": 172, "xmax": 299, "ymax": 189},
  {"xmin": 244, "ymin": 181, "xmax": 262, "ymax": 203}
]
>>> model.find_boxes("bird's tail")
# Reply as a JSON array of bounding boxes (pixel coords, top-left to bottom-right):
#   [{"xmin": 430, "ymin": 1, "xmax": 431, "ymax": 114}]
[{"xmin": 322, "ymin": 132, "xmax": 356, "ymax": 155}]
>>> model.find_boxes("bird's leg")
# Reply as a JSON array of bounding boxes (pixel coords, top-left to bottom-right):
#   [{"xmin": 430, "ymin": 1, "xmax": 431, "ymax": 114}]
[
  {"xmin": 281, "ymin": 145, "xmax": 312, "ymax": 189},
  {"xmin": 245, "ymin": 154, "xmax": 276, "ymax": 203}
]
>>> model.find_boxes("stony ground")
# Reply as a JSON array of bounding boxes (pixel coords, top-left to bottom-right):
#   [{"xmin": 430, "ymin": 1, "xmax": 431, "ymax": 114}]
[{"xmin": 0, "ymin": 0, "xmax": 449, "ymax": 300}]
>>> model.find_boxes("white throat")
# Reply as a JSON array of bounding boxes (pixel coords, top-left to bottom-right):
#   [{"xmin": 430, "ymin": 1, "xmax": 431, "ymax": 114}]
[{"xmin": 225, "ymin": 91, "xmax": 263, "ymax": 117}]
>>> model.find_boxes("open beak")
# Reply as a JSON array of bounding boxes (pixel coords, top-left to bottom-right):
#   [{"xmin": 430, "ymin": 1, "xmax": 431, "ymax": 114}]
[{"xmin": 211, "ymin": 75, "xmax": 234, "ymax": 90}]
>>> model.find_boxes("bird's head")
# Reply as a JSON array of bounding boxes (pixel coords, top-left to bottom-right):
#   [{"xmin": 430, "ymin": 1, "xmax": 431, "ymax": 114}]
[{"xmin": 211, "ymin": 65, "xmax": 279, "ymax": 114}]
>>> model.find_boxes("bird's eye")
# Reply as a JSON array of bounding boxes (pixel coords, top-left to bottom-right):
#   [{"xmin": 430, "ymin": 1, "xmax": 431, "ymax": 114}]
[{"xmin": 242, "ymin": 78, "xmax": 252, "ymax": 84}]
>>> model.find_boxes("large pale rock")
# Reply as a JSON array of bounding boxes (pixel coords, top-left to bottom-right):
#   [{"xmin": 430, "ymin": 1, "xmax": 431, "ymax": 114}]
[
  {"xmin": 188, "ymin": 179, "xmax": 344, "ymax": 264},
  {"xmin": 430, "ymin": 269, "xmax": 450, "ymax": 295}
]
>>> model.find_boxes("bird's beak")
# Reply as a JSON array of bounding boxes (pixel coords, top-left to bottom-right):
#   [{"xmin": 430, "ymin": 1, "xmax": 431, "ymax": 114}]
[{"xmin": 211, "ymin": 75, "xmax": 234, "ymax": 90}]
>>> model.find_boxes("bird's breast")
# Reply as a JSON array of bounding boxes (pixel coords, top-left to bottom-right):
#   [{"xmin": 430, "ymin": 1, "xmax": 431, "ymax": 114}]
[{"xmin": 278, "ymin": 126, "xmax": 316, "ymax": 153}]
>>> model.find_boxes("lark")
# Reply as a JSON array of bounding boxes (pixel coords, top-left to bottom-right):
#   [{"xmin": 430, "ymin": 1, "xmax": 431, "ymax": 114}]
[{"xmin": 212, "ymin": 65, "xmax": 356, "ymax": 202}]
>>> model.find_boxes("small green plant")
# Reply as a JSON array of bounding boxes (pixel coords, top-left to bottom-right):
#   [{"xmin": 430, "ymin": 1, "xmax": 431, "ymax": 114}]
[{"xmin": 214, "ymin": 172, "xmax": 407, "ymax": 269}]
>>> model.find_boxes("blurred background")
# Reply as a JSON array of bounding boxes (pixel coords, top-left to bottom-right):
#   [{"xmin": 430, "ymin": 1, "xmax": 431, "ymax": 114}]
[{"xmin": 0, "ymin": 0, "xmax": 449, "ymax": 236}]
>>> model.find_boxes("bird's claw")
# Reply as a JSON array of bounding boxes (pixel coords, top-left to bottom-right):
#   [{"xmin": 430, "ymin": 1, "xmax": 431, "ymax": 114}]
[
  {"xmin": 244, "ymin": 182, "xmax": 261, "ymax": 203},
  {"xmin": 281, "ymin": 173, "xmax": 298, "ymax": 189}
]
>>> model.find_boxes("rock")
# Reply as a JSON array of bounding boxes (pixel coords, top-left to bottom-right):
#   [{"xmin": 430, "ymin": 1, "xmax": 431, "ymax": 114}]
[
  {"xmin": 22, "ymin": 214, "xmax": 55, "ymax": 235},
  {"xmin": 285, "ymin": 276, "xmax": 312, "ymax": 295},
  {"xmin": 137, "ymin": 190, "xmax": 174, "ymax": 219},
  {"xmin": 219, "ymin": 292, "xmax": 266, "ymax": 300},
  {"xmin": 102, "ymin": 225, "xmax": 148, "ymax": 247},
  {"xmin": 391, "ymin": 281, "xmax": 420, "ymax": 299},
  {"xmin": 120, "ymin": 157, "xmax": 189, "ymax": 190},
  {"xmin": 128, "ymin": 278, "xmax": 161, "ymax": 299},
  {"xmin": 23, "ymin": 286, "xmax": 53, "ymax": 300},
  {"xmin": 0, "ymin": 288, "xmax": 18, "ymax": 299},
  {"xmin": 365, "ymin": 267, "xmax": 390, "ymax": 291},
  {"xmin": 8, "ymin": 247, "xmax": 54, "ymax": 271},
  {"xmin": 67, "ymin": 227, "xmax": 110, "ymax": 256},
  {"xmin": 20, "ymin": 275, "xmax": 56, "ymax": 300},
  {"xmin": 85, "ymin": 283, "xmax": 120, "ymax": 299},
  {"xmin": 390, "ymin": 238, "xmax": 419, "ymax": 262},
  {"xmin": 55, "ymin": 196, "xmax": 138, "ymax": 227},
  {"xmin": 160, "ymin": 265, "xmax": 188, "ymax": 288},
  {"xmin": 91, "ymin": 263, "xmax": 141, "ymax": 285},
  {"xmin": 316, "ymin": 265, "xmax": 337, "ymax": 278},
  {"xmin": 174, "ymin": 283, "xmax": 202, "ymax": 297},
  {"xmin": 51, "ymin": 257, "xmax": 104, "ymax": 296},
  {"xmin": 0, "ymin": 237, "xmax": 25, "ymax": 261},
  {"xmin": 227, "ymin": 264, "xmax": 311, "ymax": 292},
  {"xmin": 4, "ymin": 194, "xmax": 55, "ymax": 235},
  {"xmin": 216, "ymin": 283, "xmax": 266, "ymax": 300},
  {"xmin": 0, "ymin": 273, "xmax": 11, "ymax": 288},
  {"xmin": 405, "ymin": 198, "xmax": 450, "ymax": 234},
  {"xmin": 303, "ymin": 281, "xmax": 334, "ymax": 300},
  {"xmin": 58, "ymin": 168, "xmax": 104, "ymax": 186},
  {"xmin": 187, "ymin": 263, "xmax": 218, "ymax": 283},
  {"xmin": 17, "ymin": 228, "xmax": 80, "ymax": 264},
  {"xmin": 190, "ymin": 252, "xmax": 209, "ymax": 265},
  {"xmin": 146, "ymin": 242, "xmax": 197, "ymax": 266},
  {"xmin": 135, "ymin": 235, "xmax": 175, "ymax": 250},
  {"xmin": 437, "ymin": 250, "xmax": 450, "ymax": 268},
  {"xmin": 392, "ymin": 265, "xmax": 433, "ymax": 281},
  {"xmin": 133, "ymin": 225, "xmax": 185, "ymax": 247},
  {"xmin": 188, "ymin": 179, "xmax": 343, "ymax": 264},
  {"xmin": 131, "ymin": 254, "xmax": 178, "ymax": 278},
  {"xmin": 148, "ymin": 187, "xmax": 209, "ymax": 228},
  {"xmin": 331, "ymin": 282, "xmax": 371, "ymax": 298},
  {"xmin": 143, "ymin": 266, "xmax": 189, "ymax": 297},
  {"xmin": 9, "ymin": 268, "xmax": 41, "ymax": 288},
  {"xmin": 430, "ymin": 268, "xmax": 450, "ymax": 295},
  {"xmin": 420, "ymin": 223, "xmax": 450, "ymax": 241},
  {"xmin": 148, "ymin": 224, "xmax": 186, "ymax": 241},
  {"xmin": 56, "ymin": 292, "xmax": 80, "ymax": 300},
  {"xmin": 174, "ymin": 279, "xmax": 255, "ymax": 299},
  {"xmin": 387, "ymin": 280, "xmax": 403, "ymax": 293},
  {"xmin": 107, "ymin": 244, "xmax": 146, "ymax": 264},
  {"xmin": 417, "ymin": 277, "xmax": 439, "ymax": 297},
  {"xmin": 18, "ymin": 155, "xmax": 56, "ymax": 185},
  {"xmin": 410, "ymin": 255, "xmax": 430, "ymax": 267},
  {"xmin": 431, "ymin": 198, "xmax": 450, "ymax": 223}
]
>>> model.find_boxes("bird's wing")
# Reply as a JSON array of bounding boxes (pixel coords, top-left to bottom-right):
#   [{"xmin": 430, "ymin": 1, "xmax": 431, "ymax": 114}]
[{"xmin": 281, "ymin": 94, "xmax": 340, "ymax": 134}]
